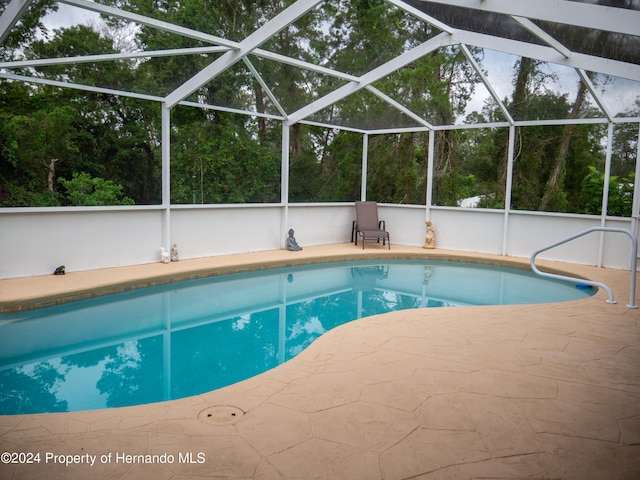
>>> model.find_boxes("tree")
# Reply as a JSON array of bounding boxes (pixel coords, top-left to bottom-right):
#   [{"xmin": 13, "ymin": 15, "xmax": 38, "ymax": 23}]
[
  {"xmin": 0, "ymin": 22, "xmax": 163, "ymax": 206},
  {"xmin": 0, "ymin": 0, "xmax": 58, "ymax": 61},
  {"xmin": 1, "ymin": 0, "xmax": 637, "ymax": 211},
  {"xmin": 581, "ymin": 166, "xmax": 634, "ymax": 217},
  {"xmin": 58, "ymin": 172, "xmax": 134, "ymax": 206}
]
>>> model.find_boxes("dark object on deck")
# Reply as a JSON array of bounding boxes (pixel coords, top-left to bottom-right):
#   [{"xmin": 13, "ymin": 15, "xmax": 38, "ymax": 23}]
[{"xmin": 354, "ymin": 201, "xmax": 390, "ymax": 250}]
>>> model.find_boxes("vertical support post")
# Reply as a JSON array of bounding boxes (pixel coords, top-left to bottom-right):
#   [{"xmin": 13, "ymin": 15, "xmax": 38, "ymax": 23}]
[
  {"xmin": 361, "ymin": 133, "xmax": 368, "ymax": 201},
  {"xmin": 161, "ymin": 104, "xmax": 171, "ymax": 252},
  {"xmin": 502, "ymin": 125, "xmax": 516, "ymax": 256},
  {"xmin": 598, "ymin": 123, "xmax": 614, "ymax": 267},
  {"xmin": 425, "ymin": 129, "xmax": 435, "ymax": 220},
  {"xmin": 631, "ymin": 124, "xmax": 640, "ymax": 252},
  {"xmin": 281, "ymin": 122, "xmax": 290, "ymax": 248}
]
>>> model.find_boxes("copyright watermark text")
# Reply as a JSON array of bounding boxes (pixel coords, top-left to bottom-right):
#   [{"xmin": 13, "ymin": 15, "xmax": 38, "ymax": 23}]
[{"xmin": 1, "ymin": 451, "xmax": 206, "ymax": 467}]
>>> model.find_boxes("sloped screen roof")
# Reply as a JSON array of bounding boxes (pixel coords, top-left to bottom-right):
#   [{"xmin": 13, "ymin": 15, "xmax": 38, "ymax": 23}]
[{"xmin": 1, "ymin": 0, "xmax": 639, "ymax": 131}]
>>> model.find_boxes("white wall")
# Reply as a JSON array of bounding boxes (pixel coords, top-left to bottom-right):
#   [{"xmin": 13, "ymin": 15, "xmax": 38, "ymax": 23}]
[
  {"xmin": 378, "ymin": 204, "xmax": 427, "ymax": 247},
  {"xmin": 0, "ymin": 207, "xmax": 163, "ymax": 278},
  {"xmin": 428, "ymin": 207, "xmax": 505, "ymax": 254},
  {"xmin": 601, "ymin": 217, "xmax": 639, "ymax": 268},
  {"xmin": 171, "ymin": 205, "xmax": 282, "ymax": 259},
  {"xmin": 1, "ymin": 204, "xmax": 638, "ymax": 279},
  {"xmin": 506, "ymin": 212, "xmax": 602, "ymax": 263},
  {"xmin": 288, "ymin": 204, "xmax": 356, "ymax": 246},
  {"xmin": 507, "ymin": 212, "xmax": 637, "ymax": 269}
]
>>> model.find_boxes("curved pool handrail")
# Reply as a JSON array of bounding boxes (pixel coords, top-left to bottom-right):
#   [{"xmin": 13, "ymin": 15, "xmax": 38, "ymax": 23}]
[{"xmin": 530, "ymin": 227, "xmax": 638, "ymax": 309}]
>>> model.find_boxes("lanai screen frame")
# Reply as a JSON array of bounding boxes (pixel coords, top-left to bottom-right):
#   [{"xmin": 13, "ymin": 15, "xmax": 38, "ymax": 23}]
[{"xmin": 1, "ymin": 0, "xmax": 640, "ymax": 253}]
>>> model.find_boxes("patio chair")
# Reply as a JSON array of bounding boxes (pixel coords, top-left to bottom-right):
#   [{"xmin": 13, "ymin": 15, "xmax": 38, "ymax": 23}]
[
  {"xmin": 351, "ymin": 265, "xmax": 389, "ymax": 291},
  {"xmin": 354, "ymin": 201, "xmax": 390, "ymax": 249}
]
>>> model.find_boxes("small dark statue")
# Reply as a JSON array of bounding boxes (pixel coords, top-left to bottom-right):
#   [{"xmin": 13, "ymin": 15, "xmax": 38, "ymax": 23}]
[
  {"xmin": 286, "ymin": 229, "xmax": 302, "ymax": 251},
  {"xmin": 54, "ymin": 265, "xmax": 65, "ymax": 275}
]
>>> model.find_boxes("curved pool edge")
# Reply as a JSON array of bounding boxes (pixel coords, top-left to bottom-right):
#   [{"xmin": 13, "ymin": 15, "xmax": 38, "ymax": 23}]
[{"xmin": 0, "ymin": 244, "xmax": 596, "ymax": 313}]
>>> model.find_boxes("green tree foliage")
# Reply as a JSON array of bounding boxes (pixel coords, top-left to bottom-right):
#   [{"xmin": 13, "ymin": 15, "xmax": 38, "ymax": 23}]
[
  {"xmin": 0, "ymin": 23, "xmax": 162, "ymax": 206},
  {"xmin": 0, "ymin": 0, "xmax": 637, "ymax": 213},
  {"xmin": 58, "ymin": 172, "xmax": 134, "ymax": 206},
  {"xmin": 170, "ymin": 109, "xmax": 280, "ymax": 204},
  {"xmin": 581, "ymin": 167, "xmax": 634, "ymax": 217},
  {"xmin": 307, "ymin": 1, "xmax": 478, "ymax": 204},
  {"xmin": 0, "ymin": 0, "xmax": 58, "ymax": 59},
  {"xmin": 435, "ymin": 58, "xmax": 622, "ymax": 214}
]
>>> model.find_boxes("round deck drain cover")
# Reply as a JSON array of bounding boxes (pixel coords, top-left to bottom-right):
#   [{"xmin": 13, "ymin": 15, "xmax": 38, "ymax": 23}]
[{"xmin": 198, "ymin": 405, "xmax": 245, "ymax": 425}]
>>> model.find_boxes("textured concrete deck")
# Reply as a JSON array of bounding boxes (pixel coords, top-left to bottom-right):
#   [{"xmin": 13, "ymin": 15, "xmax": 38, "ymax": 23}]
[{"xmin": 1, "ymin": 244, "xmax": 639, "ymax": 479}]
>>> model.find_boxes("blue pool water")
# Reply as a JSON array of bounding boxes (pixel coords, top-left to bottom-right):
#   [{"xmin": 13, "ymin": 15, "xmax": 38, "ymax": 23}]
[{"xmin": 0, "ymin": 260, "xmax": 594, "ymax": 415}]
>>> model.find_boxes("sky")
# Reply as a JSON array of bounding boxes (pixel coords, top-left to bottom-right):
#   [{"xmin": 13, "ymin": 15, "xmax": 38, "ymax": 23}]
[{"xmin": 41, "ymin": 3, "xmax": 101, "ymax": 32}]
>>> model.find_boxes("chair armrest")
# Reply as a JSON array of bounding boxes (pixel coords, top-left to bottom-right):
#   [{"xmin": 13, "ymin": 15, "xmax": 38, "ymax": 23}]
[{"xmin": 378, "ymin": 220, "xmax": 386, "ymax": 230}]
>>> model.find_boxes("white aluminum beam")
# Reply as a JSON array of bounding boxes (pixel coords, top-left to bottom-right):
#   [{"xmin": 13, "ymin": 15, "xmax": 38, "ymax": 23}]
[
  {"xmin": 576, "ymin": 68, "xmax": 612, "ymax": 122},
  {"xmin": 60, "ymin": 0, "xmax": 237, "ymax": 48},
  {"xmin": 58, "ymin": 0, "xmax": 362, "ymax": 90},
  {"xmin": 61, "ymin": 0, "xmax": 362, "ymax": 88},
  {"xmin": 251, "ymin": 50, "xmax": 359, "ymax": 83},
  {"xmin": 417, "ymin": 0, "xmax": 640, "ymax": 37},
  {"xmin": 0, "ymin": 71, "xmax": 164, "ymax": 102},
  {"xmin": 632, "ymin": 125, "xmax": 640, "ymax": 225},
  {"xmin": 0, "ymin": 0, "xmax": 33, "ymax": 44},
  {"xmin": 0, "ymin": 46, "xmax": 231, "ymax": 68},
  {"xmin": 514, "ymin": 118, "xmax": 609, "ymax": 128},
  {"xmin": 298, "ymin": 119, "xmax": 368, "ymax": 134},
  {"xmin": 287, "ymin": 31, "xmax": 453, "ymax": 125},
  {"xmin": 365, "ymin": 85, "xmax": 434, "ymax": 129},
  {"xmin": 510, "ymin": 16, "xmax": 572, "ymax": 59},
  {"xmin": 502, "ymin": 125, "xmax": 516, "ymax": 252},
  {"xmin": 180, "ymin": 100, "xmax": 285, "ymax": 121},
  {"xmin": 361, "ymin": 134, "xmax": 368, "ymax": 201},
  {"xmin": 453, "ymin": 30, "xmax": 640, "ymax": 82},
  {"xmin": 163, "ymin": 0, "xmax": 324, "ymax": 108},
  {"xmin": 459, "ymin": 44, "xmax": 513, "ymax": 124},
  {"xmin": 386, "ymin": 0, "xmax": 454, "ymax": 34},
  {"xmin": 433, "ymin": 121, "xmax": 510, "ymax": 131},
  {"xmin": 367, "ymin": 126, "xmax": 431, "ymax": 135},
  {"xmin": 242, "ymin": 57, "xmax": 288, "ymax": 118},
  {"xmin": 0, "ymin": 71, "xmax": 286, "ymax": 121},
  {"xmin": 426, "ymin": 130, "xmax": 435, "ymax": 216},
  {"xmin": 613, "ymin": 117, "xmax": 640, "ymax": 124}
]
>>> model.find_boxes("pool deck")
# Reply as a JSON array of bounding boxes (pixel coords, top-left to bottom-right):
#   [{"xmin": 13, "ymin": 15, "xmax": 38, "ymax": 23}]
[{"xmin": 1, "ymin": 244, "xmax": 639, "ymax": 480}]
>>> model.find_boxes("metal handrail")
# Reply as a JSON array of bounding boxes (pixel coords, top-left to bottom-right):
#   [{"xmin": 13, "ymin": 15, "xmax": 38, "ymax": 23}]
[{"xmin": 530, "ymin": 227, "xmax": 637, "ymax": 308}]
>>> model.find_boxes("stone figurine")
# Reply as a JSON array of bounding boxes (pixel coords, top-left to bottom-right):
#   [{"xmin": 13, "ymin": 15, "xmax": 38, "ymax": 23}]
[
  {"xmin": 424, "ymin": 220, "xmax": 436, "ymax": 249},
  {"xmin": 160, "ymin": 247, "xmax": 170, "ymax": 264},
  {"xmin": 171, "ymin": 243, "xmax": 179, "ymax": 262},
  {"xmin": 286, "ymin": 229, "xmax": 302, "ymax": 251}
]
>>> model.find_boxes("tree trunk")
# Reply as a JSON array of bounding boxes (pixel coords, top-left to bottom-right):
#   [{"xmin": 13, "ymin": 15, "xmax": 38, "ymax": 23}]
[
  {"xmin": 252, "ymin": 76, "xmax": 267, "ymax": 141},
  {"xmin": 539, "ymin": 81, "xmax": 587, "ymax": 210},
  {"xmin": 43, "ymin": 158, "xmax": 58, "ymax": 192},
  {"xmin": 292, "ymin": 123, "xmax": 301, "ymax": 156},
  {"xmin": 499, "ymin": 57, "xmax": 535, "ymax": 194}
]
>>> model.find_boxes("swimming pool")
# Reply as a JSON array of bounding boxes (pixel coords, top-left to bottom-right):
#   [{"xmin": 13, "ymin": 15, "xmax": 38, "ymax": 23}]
[{"xmin": 0, "ymin": 260, "xmax": 594, "ymax": 415}]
